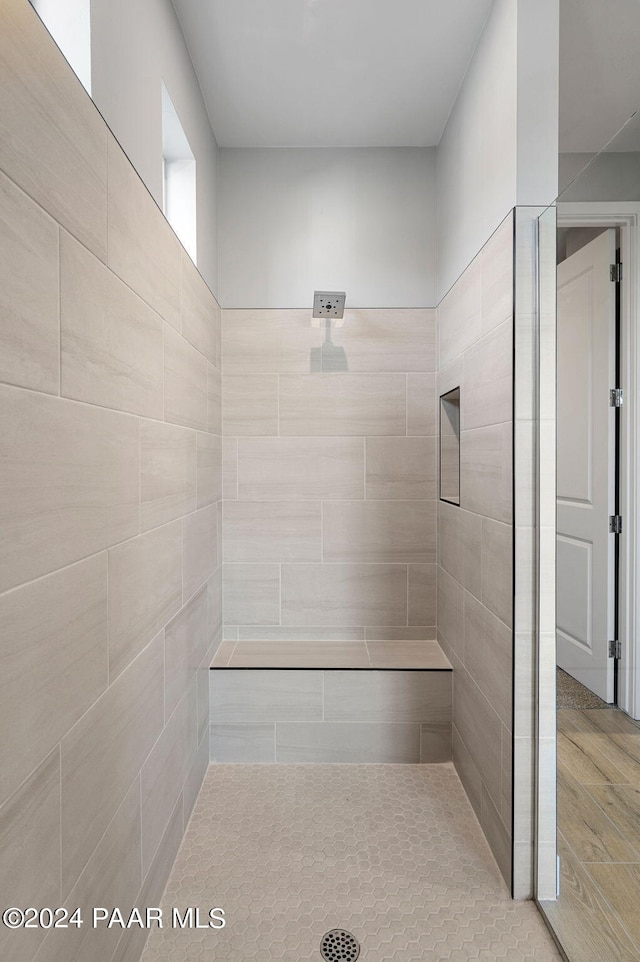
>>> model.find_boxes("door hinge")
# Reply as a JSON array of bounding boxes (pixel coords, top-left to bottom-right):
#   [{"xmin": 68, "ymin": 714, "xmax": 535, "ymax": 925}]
[
  {"xmin": 610, "ymin": 515, "xmax": 623, "ymax": 534},
  {"xmin": 609, "ymin": 639, "xmax": 622, "ymax": 659},
  {"xmin": 610, "ymin": 388, "xmax": 624, "ymax": 408},
  {"xmin": 611, "ymin": 263, "xmax": 623, "ymax": 283}
]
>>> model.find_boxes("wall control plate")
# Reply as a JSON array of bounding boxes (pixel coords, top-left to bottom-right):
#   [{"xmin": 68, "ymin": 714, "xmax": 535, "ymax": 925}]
[{"xmin": 313, "ymin": 291, "xmax": 346, "ymax": 318}]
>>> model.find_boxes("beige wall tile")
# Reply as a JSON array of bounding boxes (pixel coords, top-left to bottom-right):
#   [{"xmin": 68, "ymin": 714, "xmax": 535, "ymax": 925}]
[
  {"xmin": 196, "ymin": 432, "xmax": 222, "ymax": 508},
  {"xmin": 366, "ymin": 627, "xmax": 436, "ymax": 641},
  {"xmin": 480, "ymin": 785, "xmax": 512, "ymax": 888},
  {"xmin": 437, "ymin": 567, "xmax": 464, "ymax": 659},
  {"xmin": 61, "ymin": 231, "xmax": 164, "ymax": 418},
  {"xmin": 462, "ymin": 320, "xmax": 512, "ymax": 430},
  {"xmin": 210, "ymin": 670, "xmax": 323, "ymax": 722},
  {"xmin": 276, "ymin": 722, "xmax": 421, "ymax": 763},
  {"xmin": 61, "ymin": 634, "xmax": 163, "ymax": 896},
  {"xmin": 196, "ymin": 659, "xmax": 210, "ymax": 745},
  {"xmin": 366, "ymin": 437, "xmax": 436, "ymax": 499},
  {"xmin": 107, "ymin": 138, "xmax": 180, "ymax": 328},
  {"xmin": 0, "ymin": 0, "xmax": 107, "ymax": 259},
  {"xmin": 481, "ymin": 518, "xmax": 513, "ymax": 628},
  {"xmin": 326, "ymin": 309, "xmax": 435, "ymax": 372},
  {"xmin": 184, "ymin": 731, "xmax": 209, "ymax": 825},
  {"xmin": 223, "ymin": 437, "xmax": 238, "ymax": 500},
  {"xmin": 0, "ymin": 169, "xmax": 59, "ymax": 394},
  {"xmin": 140, "ymin": 421, "xmax": 196, "ymax": 532},
  {"xmin": 502, "ymin": 422, "xmax": 513, "ymax": 524},
  {"xmin": 438, "ymin": 502, "xmax": 482, "ymax": 598},
  {"xmin": 453, "ymin": 666, "xmax": 503, "ymax": 810},
  {"xmin": 460, "ymin": 424, "xmax": 509, "ymax": 522},
  {"xmin": 208, "ymin": 567, "xmax": 223, "ymax": 643},
  {"xmin": 210, "ymin": 724, "xmax": 275, "ymax": 763},
  {"xmin": 453, "ymin": 724, "xmax": 482, "ymax": 818},
  {"xmin": 324, "ymin": 671, "xmax": 451, "ymax": 724},
  {"xmin": 408, "ymin": 563, "xmax": 437, "ymax": 625},
  {"xmin": 223, "ymin": 374, "xmax": 278, "ymax": 436},
  {"xmin": 224, "ymin": 563, "xmax": 280, "ymax": 625},
  {"xmin": 323, "ymin": 501, "xmax": 436, "ymax": 563},
  {"xmin": 407, "ymin": 373, "xmax": 436, "ymax": 436},
  {"xmin": 222, "ymin": 309, "xmax": 321, "ymax": 373},
  {"xmin": 464, "ymin": 592, "xmax": 512, "ymax": 727},
  {"xmin": 438, "ymin": 254, "xmax": 482, "ymax": 369},
  {"xmin": 238, "ymin": 437, "xmax": 364, "ymax": 500},
  {"xmin": 0, "ymin": 750, "xmax": 60, "ymax": 962},
  {"xmin": 141, "ymin": 683, "xmax": 197, "ymax": 876},
  {"xmin": 282, "ymin": 563, "xmax": 407, "ymax": 626},
  {"xmin": 279, "ymin": 373, "xmax": 406, "ymax": 436},
  {"xmin": 183, "ymin": 505, "xmax": 217, "ymax": 602},
  {"xmin": 207, "ymin": 363, "xmax": 222, "ymax": 435},
  {"xmin": 181, "ymin": 251, "xmax": 218, "ymax": 364},
  {"xmin": 0, "ymin": 386, "xmax": 139, "ymax": 593},
  {"xmin": 108, "ymin": 523, "xmax": 182, "ymax": 681},
  {"xmin": 238, "ymin": 627, "xmax": 365, "ymax": 641},
  {"xmin": 164, "ymin": 587, "xmax": 209, "ymax": 720},
  {"xmin": 225, "ymin": 501, "xmax": 321, "ymax": 562},
  {"xmin": 0, "ymin": 555, "xmax": 108, "ymax": 806},
  {"xmin": 437, "ymin": 355, "xmax": 463, "ymax": 400},
  {"xmin": 481, "ymin": 212, "xmax": 514, "ymax": 334},
  {"xmin": 164, "ymin": 324, "xmax": 208, "ymax": 431},
  {"xmin": 420, "ymin": 721, "xmax": 453, "ymax": 763}
]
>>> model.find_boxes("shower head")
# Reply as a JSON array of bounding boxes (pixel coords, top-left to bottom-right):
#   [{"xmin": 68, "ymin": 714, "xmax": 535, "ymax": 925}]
[{"xmin": 313, "ymin": 291, "xmax": 346, "ymax": 319}]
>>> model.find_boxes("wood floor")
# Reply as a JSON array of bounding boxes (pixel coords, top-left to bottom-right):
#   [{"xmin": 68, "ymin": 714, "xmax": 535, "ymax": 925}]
[{"xmin": 540, "ymin": 707, "xmax": 640, "ymax": 961}]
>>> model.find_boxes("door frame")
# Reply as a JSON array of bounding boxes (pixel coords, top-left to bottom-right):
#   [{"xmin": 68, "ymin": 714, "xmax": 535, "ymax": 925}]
[{"xmin": 557, "ymin": 203, "xmax": 640, "ymax": 718}]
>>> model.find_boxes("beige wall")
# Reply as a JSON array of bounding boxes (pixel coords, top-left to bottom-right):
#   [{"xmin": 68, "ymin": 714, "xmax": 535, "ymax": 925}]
[
  {"xmin": 436, "ymin": 212, "xmax": 514, "ymax": 888},
  {"xmin": 221, "ymin": 308, "xmax": 437, "ymax": 640},
  {"xmin": 0, "ymin": 4, "xmax": 221, "ymax": 961}
]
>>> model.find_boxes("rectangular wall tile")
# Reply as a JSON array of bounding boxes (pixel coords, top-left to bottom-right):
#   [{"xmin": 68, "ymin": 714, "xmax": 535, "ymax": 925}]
[
  {"xmin": 0, "ymin": 0, "xmax": 107, "ymax": 259},
  {"xmin": 0, "ymin": 168, "xmax": 59, "ymax": 394},
  {"xmin": 197, "ymin": 432, "xmax": 222, "ymax": 507},
  {"xmin": 481, "ymin": 213, "xmax": 514, "ymax": 334},
  {"xmin": 107, "ymin": 138, "xmax": 180, "ymax": 328},
  {"xmin": 460, "ymin": 424, "xmax": 509, "ymax": 522},
  {"xmin": 208, "ymin": 363, "xmax": 222, "ymax": 435},
  {"xmin": 222, "ymin": 309, "xmax": 321, "ymax": 373},
  {"xmin": 282, "ymin": 564, "xmax": 407, "ymax": 626},
  {"xmin": 276, "ymin": 722, "xmax": 421, "ymax": 763},
  {"xmin": 183, "ymin": 505, "xmax": 217, "ymax": 601},
  {"xmin": 323, "ymin": 501, "xmax": 435, "ymax": 563},
  {"xmin": 210, "ymin": 724, "xmax": 275, "ymax": 763},
  {"xmin": 408, "ymin": 564, "xmax": 437, "ymax": 625},
  {"xmin": 324, "ymin": 309, "xmax": 435, "ymax": 372},
  {"xmin": 61, "ymin": 231, "xmax": 164, "ymax": 418},
  {"xmin": 438, "ymin": 253, "xmax": 482, "ymax": 368},
  {"xmin": 224, "ymin": 563, "xmax": 280, "ymax": 625},
  {"xmin": 238, "ymin": 626, "xmax": 365, "ymax": 641},
  {"xmin": 365, "ymin": 627, "xmax": 436, "ymax": 641},
  {"xmin": 366, "ymin": 437, "xmax": 436, "ymax": 500},
  {"xmin": 61, "ymin": 634, "xmax": 163, "ymax": 897},
  {"xmin": 208, "ymin": 567, "xmax": 223, "ymax": 643},
  {"xmin": 223, "ymin": 374, "xmax": 278, "ymax": 436},
  {"xmin": 238, "ymin": 437, "xmax": 364, "ymax": 500},
  {"xmin": 140, "ymin": 421, "xmax": 196, "ymax": 532},
  {"xmin": 225, "ymin": 501, "xmax": 321, "ymax": 562},
  {"xmin": 279, "ymin": 373, "xmax": 406, "ymax": 436},
  {"xmin": 164, "ymin": 587, "xmax": 209, "ymax": 720},
  {"xmin": 108, "ymin": 522, "xmax": 182, "ymax": 681},
  {"xmin": 462, "ymin": 320, "xmax": 512, "ymax": 430},
  {"xmin": 324, "ymin": 671, "xmax": 452, "ymax": 724},
  {"xmin": 481, "ymin": 518, "xmax": 513, "ymax": 628},
  {"xmin": 210, "ymin": 670, "xmax": 323, "ymax": 722},
  {"xmin": 164, "ymin": 324, "xmax": 208, "ymax": 430},
  {"xmin": 437, "ymin": 567, "xmax": 464, "ymax": 659},
  {"xmin": 0, "ymin": 386, "xmax": 139, "ymax": 593},
  {"xmin": 184, "ymin": 730, "xmax": 209, "ymax": 825},
  {"xmin": 453, "ymin": 666, "xmax": 503, "ymax": 810},
  {"xmin": 438, "ymin": 502, "xmax": 482, "ymax": 598},
  {"xmin": 407, "ymin": 373, "xmax": 436, "ymax": 436},
  {"xmin": 463, "ymin": 592, "xmax": 512, "ymax": 727},
  {"xmin": 223, "ymin": 437, "xmax": 238, "ymax": 500},
  {"xmin": 0, "ymin": 555, "xmax": 108, "ymax": 806},
  {"xmin": 181, "ymin": 251, "xmax": 218, "ymax": 364}
]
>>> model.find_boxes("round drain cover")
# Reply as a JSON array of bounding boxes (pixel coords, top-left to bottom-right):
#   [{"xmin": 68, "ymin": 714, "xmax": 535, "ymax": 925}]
[{"xmin": 320, "ymin": 929, "xmax": 360, "ymax": 961}]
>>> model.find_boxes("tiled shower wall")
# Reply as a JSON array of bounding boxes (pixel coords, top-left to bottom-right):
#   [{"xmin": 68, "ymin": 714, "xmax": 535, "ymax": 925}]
[
  {"xmin": 0, "ymin": 4, "xmax": 222, "ymax": 962},
  {"xmin": 221, "ymin": 309, "xmax": 437, "ymax": 639},
  {"xmin": 436, "ymin": 213, "xmax": 514, "ymax": 888}
]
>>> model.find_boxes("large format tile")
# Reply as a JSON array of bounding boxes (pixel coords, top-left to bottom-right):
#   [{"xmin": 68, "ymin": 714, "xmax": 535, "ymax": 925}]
[
  {"xmin": 181, "ymin": 251, "xmax": 218, "ymax": 365},
  {"xmin": 183, "ymin": 505, "xmax": 217, "ymax": 601},
  {"xmin": 208, "ymin": 567, "xmax": 223, "ymax": 643},
  {"xmin": 196, "ymin": 432, "xmax": 222, "ymax": 508},
  {"xmin": 481, "ymin": 213, "xmax": 514, "ymax": 334},
  {"xmin": 224, "ymin": 563, "xmax": 280, "ymax": 625},
  {"xmin": 408, "ymin": 564, "xmax": 437, "ymax": 626},
  {"xmin": 461, "ymin": 424, "xmax": 509, "ymax": 522},
  {"xmin": 107, "ymin": 138, "xmax": 180, "ymax": 328},
  {"xmin": 557, "ymin": 768, "xmax": 640, "ymax": 862},
  {"xmin": 61, "ymin": 231, "xmax": 164, "ymax": 418},
  {"xmin": 323, "ymin": 501, "xmax": 436, "ymax": 563},
  {"xmin": 210, "ymin": 670, "xmax": 323, "ymax": 722},
  {"xmin": 140, "ymin": 421, "xmax": 196, "ymax": 531},
  {"xmin": 164, "ymin": 324, "xmax": 208, "ymax": 430},
  {"xmin": 279, "ymin": 373, "xmax": 406, "ymax": 436},
  {"xmin": 0, "ymin": 386, "xmax": 139, "ymax": 593},
  {"xmin": 0, "ymin": 168, "xmax": 59, "ymax": 394},
  {"xmin": 208, "ymin": 363, "xmax": 222, "ymax": 435},
  {"xmin": 164, "ymin": 587, "xmax": 209, "ymax": 720},
  {"xmin": 0, "ymin": 750, "xmax": 60, "ymax": 962},
  {"xmin": 438, "ymin": 253, "xmax": 482, "ymax": 369},
  {"xmin": 237, "ymin": 437, "xmax": 364, "ymax": 500},
  {"xmin": 366, "ymin": 641, "xmax": 450, "ymax": 669},
  {"xmin": 463, "ymin": 593, "xmax": 513, "ymax": 727},
  {"xmin": 237, "ymin": 626, "xmax": 365, "ymax": 641},
  {"xmin": 276, "ymin": 722, "xmax": 422, "ymax": 762},
  {"xmin": 223, "ymin": 437, "xmax": 238, "ymax": 499},
  {"xmin": 281, "ymin": 563, "xmax": 407, "ymax": 626},
  {"xmin": 463, "ymin": 320, "xmax": 512, "ymax": 430},
  {"xmin": 366, "ymin": 437, "xmax": 436, "ymax": 499},
  {"xmin": 453, "ymin": 666, "xmax": 503, "ymax": 809},
  {"xmin": 324, "ymin": 671, "xmax": 452, "ymax": 724},
  {"xmin": 407, "ymin": 373, "xmax": 436, "ymax": 436},
  {"xmin": 227, "ymin": 640, "xmax": 370, "ymax": 669},
  {"xmin": 438, "ymin": 501, "xmax": 482, "ymax": 598},
  {"xmin": 224, "ymin": 501, "xmax": 321, "ymax": 562},
  {"xmin": 481, "ymin": 518, "xmax": 513, "ymax": 627},
  {"xmin": 108, "ymin": 522, "xmax": 182, "ymax": 681},
  {"xmin": 222, "ymin": 309, "xmax": 321, "ymax": 373},
  {"xmin": 557, "ymin": 731, "xmax": 628, "ymax": 786},
  {"xmin": 0, "ymin": 0, "xmax": 107, "ymax": 259},
  {"xmin": 0, "ymin": 555, "xmax": 108, "ymax": 806},
  {"xmin": 437, "ymin": 566, "xmax": 464, "ymax": 658},
  {"xmin": 586, "ymin": 863, "xmax": 640, "ymax": 950},
  {"xmin": 61, "ymin": 634, "xmax": 163, "ymax": 896},
  {"xmin": 210, "ymin": 724, "xmax": 276, "ymax": 763},
  {"xmin": 222, "ymin": 374, "xmax": 278, "ymax": 436},
  {"xmin": 325, "ymin": 309, "xmax": 435, "ymax": 372}
]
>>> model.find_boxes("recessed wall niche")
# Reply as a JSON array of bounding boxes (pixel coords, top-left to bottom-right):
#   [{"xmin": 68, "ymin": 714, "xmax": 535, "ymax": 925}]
[{"xmin": 439, "ymin": 387, "xmax": 460, "ymax": 505}]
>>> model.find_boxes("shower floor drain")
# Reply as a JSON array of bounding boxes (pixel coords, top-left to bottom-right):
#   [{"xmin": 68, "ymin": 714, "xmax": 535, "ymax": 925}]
[{"xmin": 320, "ymin": 929, "xmax": 360, "ymax": 961}]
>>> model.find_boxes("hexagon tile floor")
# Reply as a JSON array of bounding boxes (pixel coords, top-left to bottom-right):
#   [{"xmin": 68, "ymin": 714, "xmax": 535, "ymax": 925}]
[{"xmin": 140, "ymin": 764, "xmax": 562, "ymax": 962}]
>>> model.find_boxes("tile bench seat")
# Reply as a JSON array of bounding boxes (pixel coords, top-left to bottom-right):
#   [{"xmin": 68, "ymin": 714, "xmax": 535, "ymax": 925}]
[{"xmin": 209, "ymin": 640, "xmax": 452, "ymax": 764}]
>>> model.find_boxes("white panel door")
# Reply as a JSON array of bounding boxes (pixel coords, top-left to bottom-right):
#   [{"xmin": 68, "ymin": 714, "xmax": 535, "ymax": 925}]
[{"xmin": 556, "ymin": 229, "xmax": 617, "ymax": 702}]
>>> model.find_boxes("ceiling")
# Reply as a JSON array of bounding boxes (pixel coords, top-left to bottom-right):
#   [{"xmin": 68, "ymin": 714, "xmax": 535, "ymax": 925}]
[{"xmin": 171, "ymin": 0, "xmax": 493, "ymax": 147}]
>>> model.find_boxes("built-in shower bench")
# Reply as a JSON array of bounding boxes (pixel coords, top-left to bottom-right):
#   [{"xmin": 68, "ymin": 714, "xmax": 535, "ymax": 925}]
[{"xmin": 209, "ymin": 640, "xmax": 452, "ymax": 764}]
